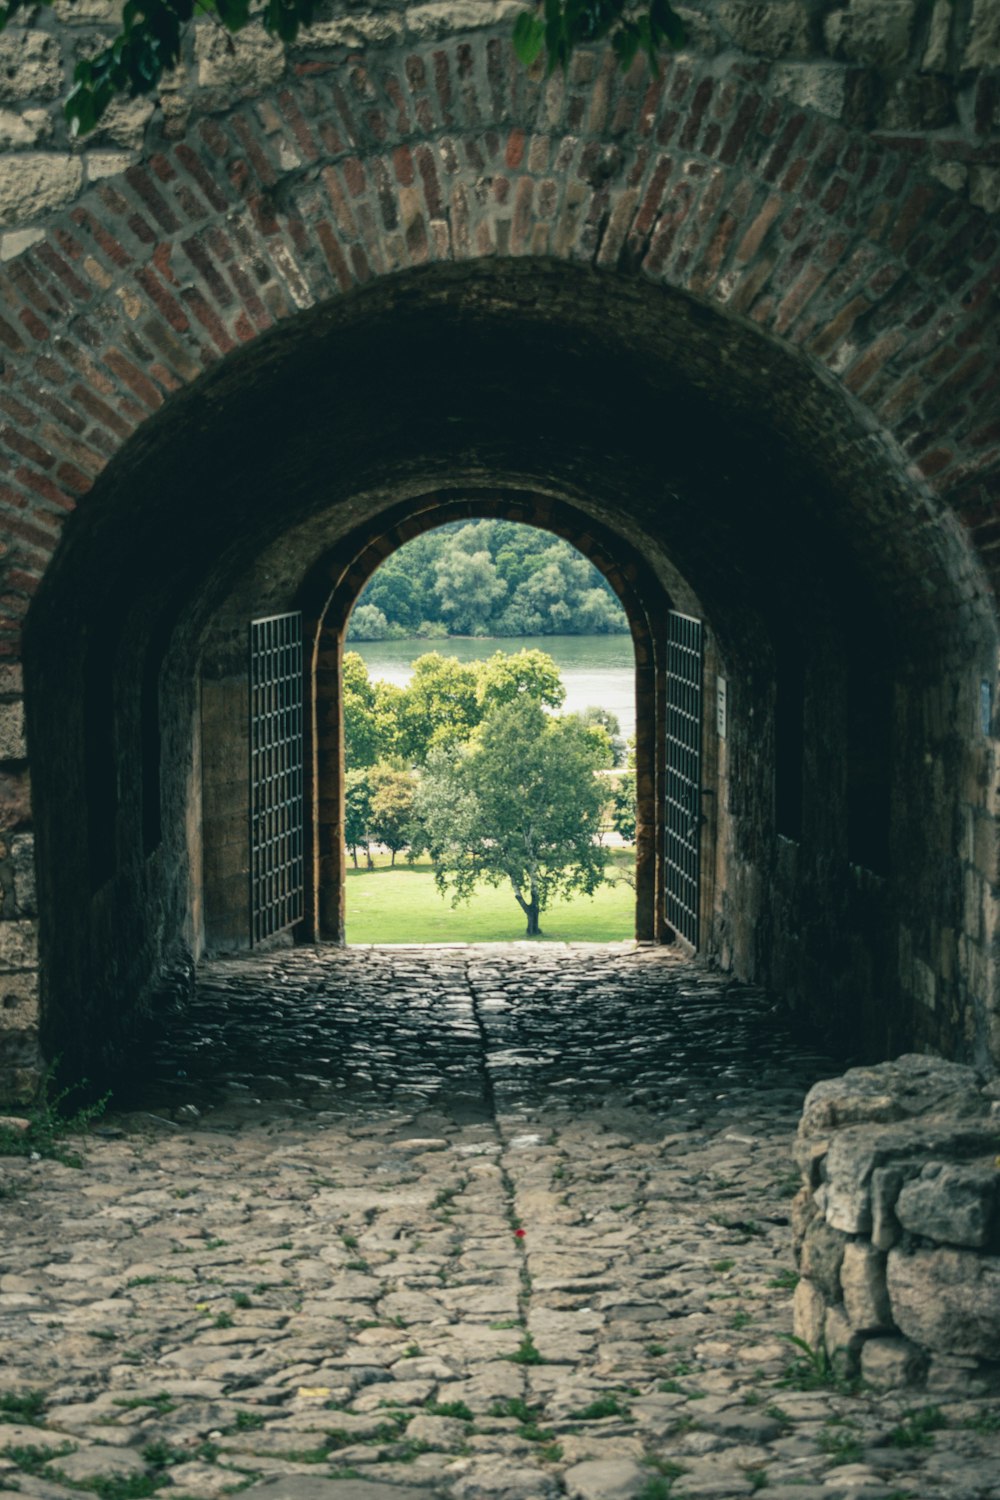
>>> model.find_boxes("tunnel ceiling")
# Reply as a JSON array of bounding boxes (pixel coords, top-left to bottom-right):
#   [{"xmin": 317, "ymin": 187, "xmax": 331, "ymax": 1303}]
[{"xmin": 25, "ymin": 258, "xmax": 989, "ymax": 673}]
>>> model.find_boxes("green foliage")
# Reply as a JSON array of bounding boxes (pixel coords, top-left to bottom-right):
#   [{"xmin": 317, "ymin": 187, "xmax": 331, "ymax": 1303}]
[
  {"xmin": 0, "ymin": 1, "xmax": 682, "ymax": 136},
  {"xmin": 0, "ymin": 1390, "xmax": 46, "ymax": 1425},
  {"xmin": 350, "ymin": 523, "xmax": 628, "ymax": 641},
  {"xmin": 366, "ymin": 763, "xmax": 417, "ymax": 864},
  {"xmin": 514, "ymin": 0, "xmax": 684, "ymax": 74},
  {"xmin": 887, "ymin": 1406, "xmax": 946, "ymax": 1448},
  {"xmin": 413, "ymin": 696, "xmax": 607, "ymax": 935},
  {"xmin": 818, "ymin": 1422, "xmax": 863, "ymax": 1465},
  {"xmin": 426, "ymin": 1400, "xmax": 474, "ymax": 1422},
  {"xmin": 778, "ymin": 1334, "xmax": 858, "ymax": 1394},
  {"xmin": 568, "ymin": 1394, "xmax": 631, "ymax": 1420},
  {"xmin": 0, "ymin": 1066, "xmax": 109, "ymax": 1168},
  {"xmin": 505, "ymin": 1332, "xmax": 545, "ymax": 1365}
]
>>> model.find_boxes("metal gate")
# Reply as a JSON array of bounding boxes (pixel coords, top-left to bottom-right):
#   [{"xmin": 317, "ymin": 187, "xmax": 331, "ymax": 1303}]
[
  {"xmin": 249, "ymin": 612, "xmax": 305, "ymax": 946},
  {"xmin": 665, "ymin": 610, "xmax": 703, "ymax": 947}
]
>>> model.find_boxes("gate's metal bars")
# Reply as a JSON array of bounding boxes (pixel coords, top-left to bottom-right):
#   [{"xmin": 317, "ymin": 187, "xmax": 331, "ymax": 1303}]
[
  {"xmin": 664, "ymin": 611, "xmax": 704, "ymax": 947},
  {"xmin": 249, "ymin": 612, "xmax": 305, "ymax": 946}
]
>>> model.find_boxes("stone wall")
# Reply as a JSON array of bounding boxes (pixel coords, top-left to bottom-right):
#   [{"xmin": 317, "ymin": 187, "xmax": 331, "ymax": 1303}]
[
  {"xmin": 793, "ymin": 1054, "xmax": 1000, "ymax": 1392},
  {"xmin": 0, "ymin": 0, "xmax": 998, "ymax": 257},
  {"xmin": 0, "ymin": 0, "xmax": 997, "ymax": 1095}
]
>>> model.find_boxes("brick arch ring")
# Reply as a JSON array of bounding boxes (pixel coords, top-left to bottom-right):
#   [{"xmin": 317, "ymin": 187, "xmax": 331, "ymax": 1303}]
[{"xmin": 4, "ymin": 28, "xmax": 998, "ymax": 658}]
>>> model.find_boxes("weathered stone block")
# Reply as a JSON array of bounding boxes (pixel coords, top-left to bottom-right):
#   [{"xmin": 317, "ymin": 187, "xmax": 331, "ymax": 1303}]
[
  {"xmin": 718, "ymin": 2, "xmax": 811, "ymax": 56},
  {"xmin": 896, "ymin": 1160, "xmax": 999, "ymax": 1249},
  {"xmin": 799, "ymin": 1055, "xmax": 986, "ymax": 1137},
  {"xmin": 824, "ymin": 1302, "xmax": 862, "ymax": 1377},
  {"xmin": 0, "ymin": 969, "xmax": 37, "ymax": 1023},
  {"xmin": 860, "ymin": 1335, "xmax": 926, "ymax": 1390},
  {"xmin": 792, "ymin": 1276, "xmax": 826, "ymax": 1350},
  {"xmin": 0, "ymin": 702, "xmax": 25, "ymax": 763},
  {"xmin": 841, "ymin": 1241, "xmax": 891, "ymax": 1332},
  {"xmin": 800, "ymin": 1216, "xmax": 845, "ymax": 1301},
  {"xmin": 824, "ymin": 0, "xmax": 917, "ymax": 68},
  {"xmin": 10, "ymin": 834, "xmax": 34, "ymax": 917},
  {"xmin": 964, "ymin": 0, "xmax": 1000, "ymax": 67},
  {"xmin": 196, "ymin": 25, "xmax": 285, "ymax": 98},
  {"xmin": 871, "ymin": 1166, "xmax": 903, "ymax": 1251},
  {"xmin": 0, "ymin": 921, "xmax": 36, "ymax": 972},
  {"xmin": 0, "ymin": 154, "xmax": 83, "ymax": 227},
  {"xmin": 770, "ymin": 61, "xmax": 846, "ymax": 119},
  {"xmin": 0, "ymin": 107, "xmax": 52, "ymax": 148},
  {"xmin": 0, "ymin": 32, "xmax": 63, "ymax": 102},
  {"xmin": 888, "ymin": 1247, "xmax": 1000, "ymax": 1358}
]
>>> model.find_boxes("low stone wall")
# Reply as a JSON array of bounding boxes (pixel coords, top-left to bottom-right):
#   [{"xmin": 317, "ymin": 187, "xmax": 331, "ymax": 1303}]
[{"xmin": 793, "ymin": 1054, "xmax": 1000, "ymax": 1393}]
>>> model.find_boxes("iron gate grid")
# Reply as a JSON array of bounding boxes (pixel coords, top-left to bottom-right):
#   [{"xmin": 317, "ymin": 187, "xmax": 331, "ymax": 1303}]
[
  {"xmin": 665, "ymin": 611, "xmax": 704, "ymax": 947},
  {"xmin": 249, "ymin": 612, "xmax": 305, "ymax": 946}
]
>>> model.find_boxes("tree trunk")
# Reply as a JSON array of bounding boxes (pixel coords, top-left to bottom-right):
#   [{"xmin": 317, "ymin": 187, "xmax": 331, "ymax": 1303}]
[
  {"xmin": 365, "ymin": 845, "xmax": 373, "ymax": 869},
  {"xmin": 390, "ymin": 848, "xmax": 396, "ymax": 867},
  {"xmin": 350, "ymin": 846, "xmax": 358, "ymax": 869},
  {"xmin": 524, "ymin": 898, "xmax": 540, "ymax": 936}
]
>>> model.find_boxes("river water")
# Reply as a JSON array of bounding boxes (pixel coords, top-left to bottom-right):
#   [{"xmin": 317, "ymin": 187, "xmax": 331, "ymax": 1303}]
[{"xmin": 351, "ymin": 634, "xmax": 636, "ymax": 741}]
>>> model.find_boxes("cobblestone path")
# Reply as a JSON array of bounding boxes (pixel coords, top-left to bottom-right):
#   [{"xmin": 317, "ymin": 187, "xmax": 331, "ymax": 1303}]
[{"xmin": 2, "ymin": 947, "xmax": 998, "ymax": 1500}]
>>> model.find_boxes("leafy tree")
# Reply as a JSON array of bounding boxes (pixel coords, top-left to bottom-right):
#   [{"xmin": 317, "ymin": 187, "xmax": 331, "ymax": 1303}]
[
  {"xmin": 412, "ymin": 697, "xmax": 607, "ymax": 935},
  {"xmin": 0, "ymin": 0, "xmax": 684, "ymax": 136},
  {"xmin": 434, "ymin": 545, "xmax": 507, "ymax": 636},
  {"xmin": 343, "ymin": 650, "xmax": 380, "ymax": 769},
  {"xmin": 476, "ymin": 649, "xmax": 566, "ymax": 713},
  {"xmin": 348, "ymin": 603, "xmax": 392, "ymax": 641},
  {"xmin": 611, "ymin": 770, "xmax": 637, "ymax": 842},
  {"xmin": 344, "ymin": 768, "xmax": 373, "ymax": 868},
  {"xmin": 367, "ymin": 763, "xmax": 417, "ymax": 866},
  {"xmin": 398, "ymin": 652, "xmax": 483, "ymax": 762},
  {"xmin": 578, "ymin": 704, "xmax": 626, "ymax": 765},
  {"xmin": 372, "ymin": 679, "xmax": 406, "ymax": 762}
]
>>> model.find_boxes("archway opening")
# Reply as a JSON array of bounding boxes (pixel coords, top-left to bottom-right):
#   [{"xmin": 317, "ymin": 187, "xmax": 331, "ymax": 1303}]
[
  {"xmin": 19, "ymin": 257, "xmax": 999, "ymax": 1088},
  {"xmin": 339, "ymin": 518, "xmax": 637, "ymax": 944}
]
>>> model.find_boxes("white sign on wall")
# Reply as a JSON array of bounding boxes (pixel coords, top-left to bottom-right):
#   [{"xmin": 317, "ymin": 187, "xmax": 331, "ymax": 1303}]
[{"xmin": 716, "ymin": 676, "xmax": 727, "ymax": 739}]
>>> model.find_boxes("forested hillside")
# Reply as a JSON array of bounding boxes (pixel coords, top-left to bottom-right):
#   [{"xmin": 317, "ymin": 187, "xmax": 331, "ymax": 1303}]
[{"xmin": 348, "ymin": 521, "xmax": 629, "ymax": 639}]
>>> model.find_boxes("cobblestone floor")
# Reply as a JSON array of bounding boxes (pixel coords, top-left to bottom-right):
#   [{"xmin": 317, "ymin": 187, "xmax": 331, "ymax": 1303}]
[{"xmin": 2, "ymin": 945, "xmax": 998, "ymax": 1500}]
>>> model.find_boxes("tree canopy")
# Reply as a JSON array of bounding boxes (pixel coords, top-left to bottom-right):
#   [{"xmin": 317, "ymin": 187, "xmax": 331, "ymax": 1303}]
[
  {"xmin": 412, "ymin": 696, "xmax": 608, "ymax": 935},
  {"xmin": 0, "ymin": 0, "xmax": 683, "ymax": 135},
  {"xmin": 349, "ymin": 522, "xmax": 628, "ymax": 642}
]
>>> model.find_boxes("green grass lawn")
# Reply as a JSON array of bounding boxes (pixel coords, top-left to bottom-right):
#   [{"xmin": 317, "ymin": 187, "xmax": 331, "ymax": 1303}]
[{"xmin": 345, "ymin": 852, "xmax": 636, "ymax": 943}]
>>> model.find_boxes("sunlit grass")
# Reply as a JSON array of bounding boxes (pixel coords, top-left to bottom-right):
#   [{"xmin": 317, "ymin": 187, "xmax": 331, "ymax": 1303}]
[{"xmin": 346, "ymin": 852, "xmax": 635, "ymax": 943}]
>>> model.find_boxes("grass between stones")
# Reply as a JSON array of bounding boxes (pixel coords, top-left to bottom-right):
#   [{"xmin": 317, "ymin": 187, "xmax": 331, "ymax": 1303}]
[{"xmin": 345, "ymin": 854, "xmax": 635, "ymax": 942}]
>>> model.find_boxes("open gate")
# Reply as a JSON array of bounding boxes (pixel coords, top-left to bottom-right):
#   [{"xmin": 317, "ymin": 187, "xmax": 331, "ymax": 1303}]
[
  {"xmin": 665, "ymin": 610, "xmax": 703, "ymax": 947},
  {"xmin": 249, "ymin": 612, "xmax": 305, "ymax": 945}
]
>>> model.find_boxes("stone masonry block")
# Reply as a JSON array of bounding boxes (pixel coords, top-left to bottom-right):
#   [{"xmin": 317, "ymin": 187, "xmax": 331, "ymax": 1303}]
[
  {"xmin": 718, "ymin": 2, "xmax": 811, "ymax": 56},
  {"xmin": 841, "ymin": 1241, "xmax": 892, "ymax": 1332},
  {"xmin": 800, "ymin": 1216, "xmax": 845, "ymax": 1301},
  {"xmin": 824, "ymin": 1302, "xmax": 862, "ymax": 1377},
  {"xmin": 0, "ymin": 32, "xmax": 63, "ymax": 102},
  {"xmin": 0, "ymin": 921, "xmax": 36, "ymax": 972},
  {"xmin": 824, "ymin": 0, "xmax": 918, "ymax": 68},
  {"xmin": 896, "ymin": 1160, "xmax": 999, "ymax": 1249},
  {"xmin": 860, "ymin": 1335, "xmax": 927, "ymax": 1390},
  {"xmin": 870, "ymin": 1166, "xmax": 903, "ymax": 1251},
  {"xmin": 792, "ymin": 1276, "xmax": 826, "ymax": 1351},
  {"xmin": 10, "ymin": 834, "xmax": 34, "ymax": 917},
  {"xmin": 888, "ymin": 1247, "xmax": 1000, "ymax": 1358},
  {"xmin": 0, "ymin": 154, "xmax": 82, "ymax": 227},
  {"xmin": 964, "ymin": 0, "xmax": 1000, "ymax": 67},
  {"xmin": 0, "ymin": 702, "xmax": 25, "ymax": 762}
]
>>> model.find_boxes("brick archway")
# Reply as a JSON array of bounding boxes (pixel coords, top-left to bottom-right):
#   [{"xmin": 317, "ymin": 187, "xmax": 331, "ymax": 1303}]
[{"xmin": 4, "ymin": 32, "xmax": 999, "ymax": 1093}]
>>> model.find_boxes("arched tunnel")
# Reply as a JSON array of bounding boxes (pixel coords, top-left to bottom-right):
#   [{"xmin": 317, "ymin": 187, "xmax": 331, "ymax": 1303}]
[{"xmin": 20, "ymin": 256, "xmax": 998, "ymax": 1087}]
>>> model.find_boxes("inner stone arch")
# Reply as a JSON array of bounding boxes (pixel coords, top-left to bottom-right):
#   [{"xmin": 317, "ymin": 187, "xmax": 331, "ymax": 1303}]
[{"xmin": 19, "ymin": 253, "xmax": 1000, "ymax": 1090}]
